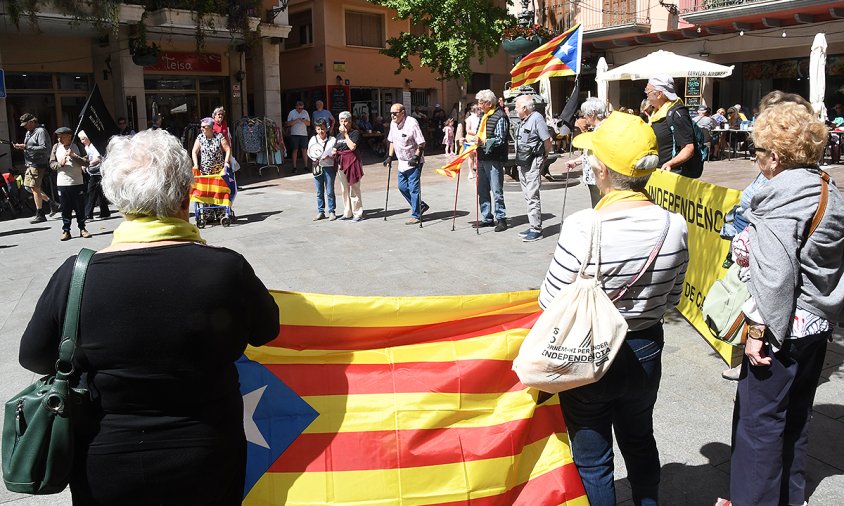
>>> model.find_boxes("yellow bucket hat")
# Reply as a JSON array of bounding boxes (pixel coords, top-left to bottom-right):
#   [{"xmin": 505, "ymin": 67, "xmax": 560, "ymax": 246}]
[{"xmin": 572, "ymin": 111, "xmax": 658, "ymax": 177}]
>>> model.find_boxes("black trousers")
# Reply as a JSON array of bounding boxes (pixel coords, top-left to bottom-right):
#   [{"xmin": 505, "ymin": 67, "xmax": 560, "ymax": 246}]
[
  {"xmin": 58, "ymin": 184, "xmax": 86, "ymax": 232},
  {"xmin": 84, "ymin": 174, "xmax": 110, "ymax": 219},
  {"xmin": 730, "ymin": 331, "xmax": 830, "ymax": 506}
]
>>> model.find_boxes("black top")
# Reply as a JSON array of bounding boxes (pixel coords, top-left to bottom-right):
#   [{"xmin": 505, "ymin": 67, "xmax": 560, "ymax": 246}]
[
  {"xmin": 651, "ymin": 104, "xmax": 701, "ymax": 177},
  {"xmin": 335, "ymin": 129, "xmax": 361, "ymax": 152},
  {"xmin": 20, "ymin": 243, "xmax": 279, "ymax": 454}
]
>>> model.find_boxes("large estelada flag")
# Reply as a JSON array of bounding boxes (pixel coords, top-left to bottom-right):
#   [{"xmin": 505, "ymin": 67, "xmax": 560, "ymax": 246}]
[
  {"xmin": 236, "ymin": 290, "xmax": 588, "ymax": 505},
  {"xmin": 510, "ymin": 24, "xmax": 582, "ymax": 89},
  {"xmin": 190, "ymin": 166, "xmax": 237, "ymax": 207},
  {"xmin": 74, "ymin": 83, "xmax": 119, "ymax": 155}
]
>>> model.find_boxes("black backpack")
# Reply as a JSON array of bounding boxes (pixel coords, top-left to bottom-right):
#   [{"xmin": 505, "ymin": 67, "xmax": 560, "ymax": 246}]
[{"xmin": 667, "ymin": 105, "xmax": 704, "ymax": 178}]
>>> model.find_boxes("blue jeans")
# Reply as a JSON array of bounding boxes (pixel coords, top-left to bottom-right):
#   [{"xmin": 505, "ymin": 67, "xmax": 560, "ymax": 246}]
[
  {"xmin": 314, "ymin": 166, "xmax": 336, "ymax": 214},
  {"xmin": 477, "ymin": 159, "xmax": 506, "ymax": 222},
  {"xmin": 558, "ymin": 323, "xmax": 664, "ymax": 506},
  {"xmin": 397, "ymin": 164, "xmax": 426, "ymax": 219}
]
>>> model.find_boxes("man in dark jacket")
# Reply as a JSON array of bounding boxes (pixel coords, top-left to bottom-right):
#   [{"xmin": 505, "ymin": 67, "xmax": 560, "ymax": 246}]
[
  {"xmin": 645, "ymin": 75, "xmax": 702, "ymax": 178},
  {"xmin": 469, "ymin": 89, "xmax": 510, "ymax": 231}
]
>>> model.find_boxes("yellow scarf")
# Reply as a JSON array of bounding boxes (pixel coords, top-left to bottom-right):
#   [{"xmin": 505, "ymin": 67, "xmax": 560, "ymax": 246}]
[
  {"xmin": 112, "ymin": 215, "xmax": 207, "ymax": 245},
  {"xmin": 594, "ymin": 190, "xmax": 651, "ymax": 211},
  {"xmin": 477, "ymin": 108, "xmax": 495, "ymax": 143},
  {"xmin": 648, "ymin": 98, "xmax": 684, "ymax": 124}
]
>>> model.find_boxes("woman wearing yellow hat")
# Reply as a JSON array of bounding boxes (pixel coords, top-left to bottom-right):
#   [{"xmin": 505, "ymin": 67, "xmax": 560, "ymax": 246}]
[{"xmin": 538, "ymin": 111, "xmax": 689, "ymax": 506}]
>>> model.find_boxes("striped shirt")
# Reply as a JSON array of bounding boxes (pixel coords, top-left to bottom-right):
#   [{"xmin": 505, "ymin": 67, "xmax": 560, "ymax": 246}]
[{"xmin": 539, "ymin": 206, "xmax": 689, "ymax": 331}]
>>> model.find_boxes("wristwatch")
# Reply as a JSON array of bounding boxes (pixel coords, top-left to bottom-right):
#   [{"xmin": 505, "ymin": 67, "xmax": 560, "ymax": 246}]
[{"xmin": 747, "ymin": 324, "xmax": 766, "ymax": 341}]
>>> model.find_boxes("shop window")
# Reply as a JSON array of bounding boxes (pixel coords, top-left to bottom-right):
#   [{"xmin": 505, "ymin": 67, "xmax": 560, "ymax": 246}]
[
  {"xmin": 56, "ymin": 74, "xmax": 91, "ymax": 92},
  {"xmin": 287, "ymin": 10, "xmax": 313, "ymax": 49},
  {"xmin": 5, "ymin": 72, "xmax": 52, "ymax": 90},
  {"xmin": 468, "ymin": 73, "xmax": 491, "ymax": 93},
  {"xmin": 345, "ymin": 11, "xmax": 384, "ymax": 48}
]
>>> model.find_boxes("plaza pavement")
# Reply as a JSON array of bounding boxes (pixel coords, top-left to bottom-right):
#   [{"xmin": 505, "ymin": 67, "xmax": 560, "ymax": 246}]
[{"xmin": 0, "ymin": 150, "xmax": 841, "ymax": 505}]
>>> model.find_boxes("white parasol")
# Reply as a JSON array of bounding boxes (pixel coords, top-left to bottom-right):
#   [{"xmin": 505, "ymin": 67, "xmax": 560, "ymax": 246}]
[
  {"xmin": 596, "ymin": 57, "xmax": 609, "ymax": 106},
  {"xmin": 597, "ymin": 50, "xmax": 734, "ymax": 81},
  {"xmin": 810, "ymin": 33, "xmax": 828, "ymax": 122}
]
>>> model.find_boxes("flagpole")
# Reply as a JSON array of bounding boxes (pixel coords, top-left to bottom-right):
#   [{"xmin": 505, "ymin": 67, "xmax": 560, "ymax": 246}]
[
  {"xmin": 474, "ymin": 152, "xmax": 480, "ymax": 235},
  {"xmin": 418, "ymin": 164, "xmax": 423, "ymax": 229},
  {"xmin": 451, "ymin": 166, "xmax": 461, "ymax": 231}
]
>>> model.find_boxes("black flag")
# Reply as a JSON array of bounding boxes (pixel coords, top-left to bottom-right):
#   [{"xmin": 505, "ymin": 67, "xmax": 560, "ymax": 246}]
[
  {"xmin": 74, "ymin": 83, "xmax": 119, "ymax": 155},
  {"xmin": 557, "ymin": 78, "xmax": 581, "ymax": 131}
]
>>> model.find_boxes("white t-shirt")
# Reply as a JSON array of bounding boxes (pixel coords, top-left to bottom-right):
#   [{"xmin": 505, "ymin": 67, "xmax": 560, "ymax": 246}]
[
  {"xmin": 308, "ymin": 135, "xmax": 337, "ymax": 167},
  {"xmin": 287, "ymin": 109, "xmax": 310, "ymax": 136},
  {"xmin": 55, "ymin": 144, "xmax": 86, "ymax": 187},
  {"xmin": 466, "ymin": 114, "xmax": 480, "ymax": 136}
]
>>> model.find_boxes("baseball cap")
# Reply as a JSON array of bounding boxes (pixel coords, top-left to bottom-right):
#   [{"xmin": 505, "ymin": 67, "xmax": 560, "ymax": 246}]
[
  {"xmin": 698, "ymin": 106, "xmax": 710, "ymax": 114},
  {"xmin": 19, "ymin": 113, "xmax": 36, "ymax": 126},
  {"xmin": 572, "ymin": 112, "xmax": 658, "ymax": 177},
  {"xmin": 54, "ymin": 126, "xmax": 72, "ymax": 135},
  {"xmin": 647, "ymin": 75, "xmax": 678, "ymax": 101}
]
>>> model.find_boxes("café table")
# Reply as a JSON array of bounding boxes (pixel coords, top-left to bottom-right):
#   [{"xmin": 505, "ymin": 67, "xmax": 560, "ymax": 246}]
[{"xmin": 719, "ymin": 127, "xmax": 752, "ymax": 161}]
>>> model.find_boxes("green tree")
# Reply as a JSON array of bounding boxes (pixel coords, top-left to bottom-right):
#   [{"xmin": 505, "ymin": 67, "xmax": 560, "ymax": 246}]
[{"xmin": 372, "ymin": 0, "xmax": 514, "ymax": 102}]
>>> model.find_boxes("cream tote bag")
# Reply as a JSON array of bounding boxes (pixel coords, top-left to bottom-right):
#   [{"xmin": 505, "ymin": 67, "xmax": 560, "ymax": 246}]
[{"xmin": 513, "ymin": 212, "xmax": 628, "ymax": 393}]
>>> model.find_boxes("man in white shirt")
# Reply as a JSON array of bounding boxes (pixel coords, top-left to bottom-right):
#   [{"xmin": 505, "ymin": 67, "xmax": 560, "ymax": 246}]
[
  {"xmin": 78, "ymin": 130, "xmax": 111, "ymax": 221},
  {"xmin": 286, "ymin": 101, "xmax": 311, "ymax": 173},
  {"xmin": 49, "ymin": 127, "xmax": 91, "ymax": 241},
  {"xmin": 385, "ymin": 104, "xmax": 429, "ymax": 225}
]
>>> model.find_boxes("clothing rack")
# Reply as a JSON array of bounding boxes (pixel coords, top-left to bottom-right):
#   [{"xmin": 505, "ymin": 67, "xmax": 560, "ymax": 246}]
[{"xmin": 232, "ymin": 117, "xmax": 283, "ymax": 177}]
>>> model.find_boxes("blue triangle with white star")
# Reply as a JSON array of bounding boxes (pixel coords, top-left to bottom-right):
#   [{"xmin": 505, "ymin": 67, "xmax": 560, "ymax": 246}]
[{"xmin": 236, "ymin": 354, "xmax": 319, "ymax": 498}]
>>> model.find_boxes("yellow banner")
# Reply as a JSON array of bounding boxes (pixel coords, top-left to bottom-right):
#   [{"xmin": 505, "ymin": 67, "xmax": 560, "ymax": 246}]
[{"xmin": 647, "ymin": 172, "xmax": 743, "ymax": 365}]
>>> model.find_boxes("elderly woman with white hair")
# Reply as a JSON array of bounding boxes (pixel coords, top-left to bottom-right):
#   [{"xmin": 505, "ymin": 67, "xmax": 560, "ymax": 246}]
[
  {"xmin": 18, "ymin": 129, "xmax": 279, "ymax": 504},
  {"xmin": 538, "ymin": 112, "xmax": 688, "ymax": 506},
  {"xmin": 332, "ymin": 110, "xmax": 365, "ymax": 221},
  {"xmin": 566, "ymin": 97, "xmax": 609, "ymax": 207}
]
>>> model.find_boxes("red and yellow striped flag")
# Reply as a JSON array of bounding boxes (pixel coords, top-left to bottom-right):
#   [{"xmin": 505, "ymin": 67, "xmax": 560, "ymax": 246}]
[
  {"xmin": 190, "ymin": 168, "xmax": 233, "ymax": 207},
  {"xmin": 243, "ymin": 290, "xmax": 587, "ymax": 505},
  {"xmin": 510, "ymin": 24, "xmax": 582, "ymax": 89},
  {"xmin": 436, "ymin": 144, "xmax": 477, "ymax": 178}
]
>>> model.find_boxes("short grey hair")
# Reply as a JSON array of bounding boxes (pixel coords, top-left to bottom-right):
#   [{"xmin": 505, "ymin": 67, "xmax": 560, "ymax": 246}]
[
  {"xmin": 475, "ymin": 89, "xmax": 497, "ymax": 105},
  {"xmin": 339, "ymin": 111, "xmax": 352, "ymax": 121},
  {"xmin": 212, "ymin": 106, "xmax": 225, "ymax": 116},
  {"xmin": 102, "ymin": 129, "xmax": 193, "ymax": 218},
  {"xmin": 515, "ymin": 95, "xmax": 535, "ymax": 112},
  {"xmin": 587, "ymin": 153, "xmax": 658, "ymax": 191},
  {"xmin": 581, "ymin": 98, "xmax": 608, "ymax": 120}
]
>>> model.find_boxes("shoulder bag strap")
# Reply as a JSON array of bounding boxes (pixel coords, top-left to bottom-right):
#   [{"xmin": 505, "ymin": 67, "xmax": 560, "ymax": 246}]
[
  {"xmin": 579, "ymin": 211, "xmax": 602, "ymax": 281},
  {"xmin": 610, "ymin": 210, "xmax": 671, "ymax": 302},
  {"xmin": 808, "ymin": 170, "xmax": 830, "ymax": 237},
  {"xmin": 55, "ymin": 248, "xmax": 95, "ymax": 380}
]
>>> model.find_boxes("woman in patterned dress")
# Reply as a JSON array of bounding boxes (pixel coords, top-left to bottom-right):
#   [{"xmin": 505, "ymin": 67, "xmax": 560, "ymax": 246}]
[{"xmin": 192, "ymin": 117, "xmax": 231, "ymax": 175}]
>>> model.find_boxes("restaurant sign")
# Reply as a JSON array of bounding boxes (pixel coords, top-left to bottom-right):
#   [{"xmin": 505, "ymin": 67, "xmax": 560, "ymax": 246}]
[{"xmin": 144, "ymin": 51, "xmax": 222, "ymax": 73}]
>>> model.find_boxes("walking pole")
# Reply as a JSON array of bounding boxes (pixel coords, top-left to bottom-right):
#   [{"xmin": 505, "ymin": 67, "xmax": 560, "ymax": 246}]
[
  {"xmin": 384, "ymin": 160, "xmax": 392, "ymax": 220},
  {"xmin": 418, "ymin": 164, "xmax": 423, "ymax": 229},
  {"xmin": 560, "ymin": 138, "xmax": 575, "ymax": 222},
  {"xmin": 451, "ymin": 166, "xmax": 461, "ymax": 231}
]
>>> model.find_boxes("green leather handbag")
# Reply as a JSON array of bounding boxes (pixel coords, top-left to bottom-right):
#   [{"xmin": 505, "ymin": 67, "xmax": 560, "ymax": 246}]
[{"xmin": 2, "ymin": 248, "xmax": 94, "ymax": 494}]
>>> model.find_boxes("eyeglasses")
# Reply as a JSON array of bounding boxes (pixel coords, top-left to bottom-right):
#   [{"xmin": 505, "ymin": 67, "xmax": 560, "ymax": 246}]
[
  {"xmin": 754, "ymin": 147, "xmax": 770, "ymax": 154},
  {"xmin": 390, "ymin": 111, "xmax": 402, "ymax": 116},
  {"xmin": 644, "ymin": 89, "xmax": 658, "ymax": 97}
]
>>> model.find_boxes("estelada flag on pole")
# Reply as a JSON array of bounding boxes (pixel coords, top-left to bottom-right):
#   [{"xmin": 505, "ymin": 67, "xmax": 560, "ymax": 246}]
[
  {"xmin": 510, "ymin": 23, "xmax": 582, "ymax": 89},
  {"xmin": 436, "ymin": 143, "xmax": 477, "ymax": 178},
  {"xmin": 237, "ymin": 290, "xmax": 588, "ymax": 505}
]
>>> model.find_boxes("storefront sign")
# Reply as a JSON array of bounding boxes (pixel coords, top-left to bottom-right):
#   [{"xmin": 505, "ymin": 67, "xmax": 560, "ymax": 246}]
[
  {"xmin": 232, "ymin": 83, "xmax": 241, "ymax": 99},
  {"xmin": 333, "ymin": 61, "xmax": 346, "ymax": 72},
  {"xmin": 685, "ymin": 77, "xmax": 701, "ymax": 98},
  {"xmin": 686, "ymin": 97, "xmax": 701, "ymax": 107},
  {"xmin": 144, "ymin": 52, "xmax": 222, "ymax": 73}
]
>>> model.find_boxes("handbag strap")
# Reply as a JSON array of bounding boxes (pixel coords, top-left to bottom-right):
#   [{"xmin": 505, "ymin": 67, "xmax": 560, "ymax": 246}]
[
  {"xmin": 56, "ymin": 248, "xmax": 95, "ymax": 381},
  {"xmin": 578, "ymin": 212, "xmax": 602, "ymax": 280},
  {"xmin": 808, "ymin": 170, "xmax": 830, "ymax": 237},
  {"xmin": 609, "ymin": 210, "xmax": 671, "ymax": 302}
]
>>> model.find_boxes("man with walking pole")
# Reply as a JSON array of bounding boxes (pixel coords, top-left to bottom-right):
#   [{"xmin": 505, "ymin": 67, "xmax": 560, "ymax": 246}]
[
  {"xmin": 385, "ymin": 104, "xmax": 429, "ymax": 226},
  {"xmin": 513, "ymin": 95, "xmax": 552, "ymax": 242}
]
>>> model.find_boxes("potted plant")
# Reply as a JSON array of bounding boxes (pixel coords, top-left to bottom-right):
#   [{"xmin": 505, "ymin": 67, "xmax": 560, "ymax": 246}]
[
  {"xmin": 129, "ymin": 20, "xmax": 159, "ymax": 66},
  {"xmin": 502, "ymin": 24, "xmax": 554, "ymax": 56}
]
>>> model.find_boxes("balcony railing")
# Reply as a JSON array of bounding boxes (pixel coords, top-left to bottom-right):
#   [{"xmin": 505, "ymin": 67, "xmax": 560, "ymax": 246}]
[
  {"xmin": 679, "ymin": 0, "xmax": 772, "ymax": 14},
  {"xmin": 573, "ymin": 0, "xmax": 650, "ymax": 32}
]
